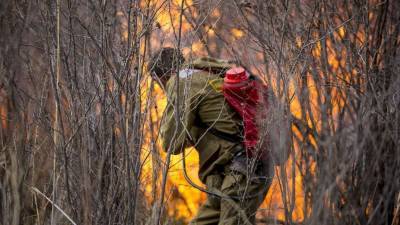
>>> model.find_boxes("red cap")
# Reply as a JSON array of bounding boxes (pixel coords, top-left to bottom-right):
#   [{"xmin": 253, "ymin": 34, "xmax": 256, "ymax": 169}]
[{"xmin": 225, "ymin": 67, "xmax": 249, "ymax": 83}]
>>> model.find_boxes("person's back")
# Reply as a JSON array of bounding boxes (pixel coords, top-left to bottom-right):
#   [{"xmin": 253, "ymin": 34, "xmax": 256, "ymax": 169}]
[
  {"xmin": 149, "ymin": 49, "xmax": 274, "ymax": 225},
  {"xmin": 161, "ymin": 58, "xmax": 243, "ymax": 181}
]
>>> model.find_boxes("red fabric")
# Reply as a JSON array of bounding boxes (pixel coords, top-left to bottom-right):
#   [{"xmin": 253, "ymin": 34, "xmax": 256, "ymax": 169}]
[{"xmin": 223, "ymin": 67, "xmax": 268, "ymax": 157}]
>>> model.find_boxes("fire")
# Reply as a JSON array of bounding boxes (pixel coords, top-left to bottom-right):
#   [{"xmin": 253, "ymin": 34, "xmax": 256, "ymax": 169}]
[
  {"xmin": 231, "ymin": 28, "xmax": 244, "ymax": 38},
  {"xmin": 0, "ymin": 102, "xmax": 6, "ymax": 129},
  {"xmin": 138, "ymin": 1, "xmax": 352, "ymax": 223},
  {"xmin": 140, "ymin": 74, "xmax": 307, "ymax": 222},
  {"xmin": 140, "ymin": 75, "xmax": 205, "ymax": 219},
  {"xmin": 0, "ymin": 86, "xmax": 7, "ymax": 129}
]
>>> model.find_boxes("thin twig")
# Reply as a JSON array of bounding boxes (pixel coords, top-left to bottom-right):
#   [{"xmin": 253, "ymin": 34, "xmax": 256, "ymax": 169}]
[{"xmin": 31, "ymin": 187, "xmax": 77, "ymax": 225}]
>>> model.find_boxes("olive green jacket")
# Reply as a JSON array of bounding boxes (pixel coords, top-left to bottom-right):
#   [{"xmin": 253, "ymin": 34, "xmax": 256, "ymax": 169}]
[{"xmin": 160, "ymin": 58, "xmax": 242, "ymax": 182}]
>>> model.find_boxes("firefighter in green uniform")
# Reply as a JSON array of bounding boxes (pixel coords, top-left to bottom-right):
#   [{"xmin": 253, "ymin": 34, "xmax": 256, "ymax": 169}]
[{"xmin": 149, "ymin": 47, "xmax": 274, "ymax": 225}]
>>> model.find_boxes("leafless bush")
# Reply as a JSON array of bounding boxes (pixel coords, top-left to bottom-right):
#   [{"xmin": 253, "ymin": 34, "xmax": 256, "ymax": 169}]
[
  {"xmin": 1, "ymin": 0, "xmax": 156, "ymax": 224},
  {"xmin": 0, "ymin": 0, "xmax": 399, "ymax": 225},
  {"xmin": 174, "ymin": 0, "xmax": 400, "ymax": 224},
  {"xmin": 220, "ymin": 1, "xmax": 400, "ymax": 224}
]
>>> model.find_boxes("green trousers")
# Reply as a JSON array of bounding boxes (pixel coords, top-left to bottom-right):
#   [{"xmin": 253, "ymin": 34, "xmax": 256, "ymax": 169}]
[{"xmin": 189, "ymin": 164, "xmax": 273, "ymax": 225}]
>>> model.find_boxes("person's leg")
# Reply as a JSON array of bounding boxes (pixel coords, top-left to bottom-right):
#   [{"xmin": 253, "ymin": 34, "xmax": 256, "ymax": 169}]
[
  {"xmin": 191, "ymin": 162, "xmax": 274, "ymax": 225},
  {"xmin": 218, "ymin": 167, "xmax": 273, "ymax": 225},
  {"xmin": 190, "ymin": 174, "xmax": 223, "ymax": 225},
  {"xmin": 189, "ymin": 198, "xmax": 220, "ymax": 225}
]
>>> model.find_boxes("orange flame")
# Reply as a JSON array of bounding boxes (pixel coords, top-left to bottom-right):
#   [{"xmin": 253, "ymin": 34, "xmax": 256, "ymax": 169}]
[{"xmin": 138, "ymin": 2, "xmax": 354, "ymax": 223}]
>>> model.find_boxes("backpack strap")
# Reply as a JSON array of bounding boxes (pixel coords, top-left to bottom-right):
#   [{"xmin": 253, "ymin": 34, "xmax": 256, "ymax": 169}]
[
  {"xmin": 195, "ymin": 119, "xmax": 242, "ymax": 144},
  {"xmin": 206, "ymin": 127, "xmax": 243, "ymax": 144},
  {"xmin": 193, "ymin": 110, "xmax": 243, "ymax": 144}
]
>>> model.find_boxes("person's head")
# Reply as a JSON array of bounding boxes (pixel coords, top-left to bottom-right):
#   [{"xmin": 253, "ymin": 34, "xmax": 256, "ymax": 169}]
[{"xmin": 148, "ymin": 47, "xmax": 185, "ymax": 86}]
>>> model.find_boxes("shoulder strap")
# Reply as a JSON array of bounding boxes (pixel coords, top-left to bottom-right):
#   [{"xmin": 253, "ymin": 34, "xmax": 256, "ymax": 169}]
[
  {"xmin": 206, "ymin": 127, "xmax": 243, "ymax": 144},
  {"xmin": 194, "ymin": 112, "xmax": 243, "ymax": 144}
]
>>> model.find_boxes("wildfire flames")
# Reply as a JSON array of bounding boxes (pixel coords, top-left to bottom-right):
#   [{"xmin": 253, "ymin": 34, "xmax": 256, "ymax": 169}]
[
  {"xmin": 134, "ymin": 0, "xmax": 311, "ymax": 223},
  {"xmin": 136, "ymin": 1, "xmax": 355, "ymax": 222},
  {"xmin": 141, "ymin": 80, "xmax": 309, "ymax": 222},
  {"xmin": 0, "ymin": 0, "xmax": 357, "ymax": 223}
]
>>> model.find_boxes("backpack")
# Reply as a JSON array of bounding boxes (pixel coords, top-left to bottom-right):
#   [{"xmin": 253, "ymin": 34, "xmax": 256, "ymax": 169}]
[
  {"xmin": 222, "ymin": 67, "xmax": 290, "ymax": 166},
  {"xmin": 222, "ymin": 67, "xmax": 268, "ymax": 157},
  {"xmin": 190, "ymin": 58, "xmax": 289, "ymax": 165}
]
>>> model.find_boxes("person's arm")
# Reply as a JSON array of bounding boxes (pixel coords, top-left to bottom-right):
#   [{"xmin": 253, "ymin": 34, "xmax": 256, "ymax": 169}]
[{"xmin": 160, "ymin": 76, "xmax": 199, "ymax": 154}]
